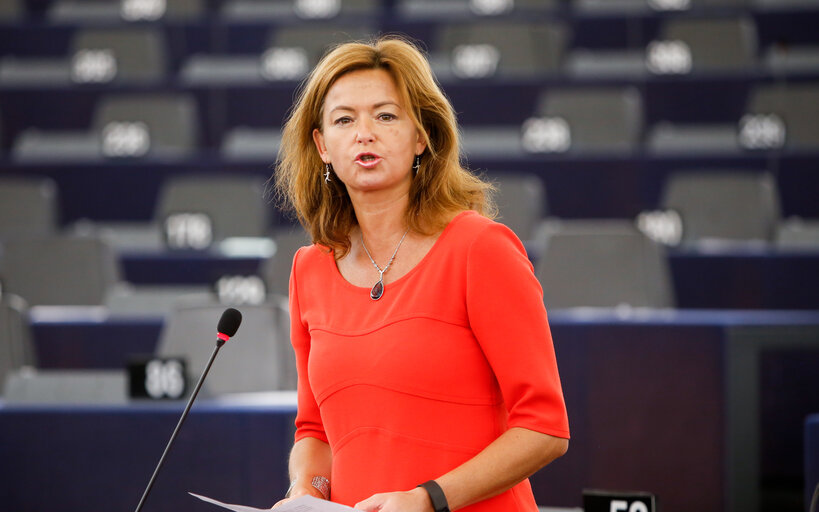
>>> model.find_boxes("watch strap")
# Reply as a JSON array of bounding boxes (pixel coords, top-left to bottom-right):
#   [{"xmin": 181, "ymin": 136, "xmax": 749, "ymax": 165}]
[{"xmin": 418, "ymin": 480, "xmax": 450, "ymax": 512}]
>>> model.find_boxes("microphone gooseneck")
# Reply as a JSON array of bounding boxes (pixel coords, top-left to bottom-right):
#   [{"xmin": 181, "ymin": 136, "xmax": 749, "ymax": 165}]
[{"xmin": 134, "ymin": 308, "xmax": 242, "ymax": 512}]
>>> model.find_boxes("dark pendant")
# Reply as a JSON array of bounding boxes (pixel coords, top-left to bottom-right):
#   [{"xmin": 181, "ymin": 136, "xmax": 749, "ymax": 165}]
[{"xmin": 370, "ymin": 280, "xmax": 384, "ymax": 300}]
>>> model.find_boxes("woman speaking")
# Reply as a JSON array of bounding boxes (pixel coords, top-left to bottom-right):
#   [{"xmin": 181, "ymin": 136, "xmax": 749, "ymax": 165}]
[{"xmin": 272, "ymin": 36, "xmax": 570, "ymax": 512}]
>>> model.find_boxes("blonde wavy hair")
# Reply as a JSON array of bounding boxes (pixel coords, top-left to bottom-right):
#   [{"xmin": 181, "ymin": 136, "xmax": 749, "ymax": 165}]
[{"xmin": 273, "ymin": 35, "xmax": 495, "ymax": 257}]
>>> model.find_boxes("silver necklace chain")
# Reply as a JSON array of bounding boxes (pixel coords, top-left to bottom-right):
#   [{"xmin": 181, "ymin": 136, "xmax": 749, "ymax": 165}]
[{"xmin": 360, "ymin": 228, "xmax": 410, "ymax": 301}]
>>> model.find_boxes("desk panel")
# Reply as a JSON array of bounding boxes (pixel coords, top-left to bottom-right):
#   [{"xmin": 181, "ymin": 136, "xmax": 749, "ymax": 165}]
[
  {"xmin": 122, "ymin": 252, "xmax": 264, "ymax": 286},
  {"xmin": 33, "ymin": 316, "xmax": 163, "ymax": 369},
  {"xmin": 671, "ymin": 251, "xmax": 819, "ymax": 310},
  {"xmin": 534, "ymin": 322, "xmax": 725, "ymax": 511},
  {"xmin": 0, "ymin": 401, "xmax": 296, "ymax": 512}
]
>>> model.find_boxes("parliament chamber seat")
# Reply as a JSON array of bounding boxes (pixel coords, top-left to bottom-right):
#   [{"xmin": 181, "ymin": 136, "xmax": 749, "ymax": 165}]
[
  {"xmin": 180, "ymin": 22, "xmax": 377, "ymax": 86},
  {"xmin": 0, "ymin": 0, "xmax": 21, "ymax": 20},
  {"xmin": 11, "ymin": 92, "xmax": 200, "ymax": 161},
  {"xmin": 155, "ymin": 173, "xmax": 272, "ymax": 241},
  {"xmin": 259, "ymin": 226, "xmax": 311, "ymax": 297},
  {"xmin": 660, "ymin": 170, "xmax": 782, "ymax": 246},
  {"xmin": 0, "ymin": 293, "xmax": 35, "ymax": 395},
  {"xmin": 47, "ymin": 0, "xmax": 203, "ymax": 22},
  {"xmin": 657, "ymin": 16, "xmax": 758, "ymax": 73},
  {"xmin": 219, "ymin": 0, "xmax": 380, "ymax": 21},
  {"xmin": 430, "ymin": 19, "xmax": 567, "ymax": 80},
  {"xmin": 0, "ymin": 235, "xmax": 119, "ymax": 306},
  {"xmin": 397, "ymin": 0, "xmax": 562, "ymax": 20},
  {"xmin": 534, "ymin": 220, "xmax": 675, "ymax": 309},
  {"xmin": 0, "ymin": 175, "xmax": 58, "ymax": 237},
  {"xmin": 489, "ymin": 171, "xmax": 549, "ymax": 242},
  {"xmin": 156, "ymin": 302, "xmax": 295, "ymax": 393},
  {"xmin": 746, "ymin": 83, "xmax": 819, "ymax": 150}
]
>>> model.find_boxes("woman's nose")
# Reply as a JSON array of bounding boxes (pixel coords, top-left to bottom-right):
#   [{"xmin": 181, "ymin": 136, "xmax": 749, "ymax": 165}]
[{"xmin": 356, "ymin": 118, "xmax": 375, "ymax": 143}]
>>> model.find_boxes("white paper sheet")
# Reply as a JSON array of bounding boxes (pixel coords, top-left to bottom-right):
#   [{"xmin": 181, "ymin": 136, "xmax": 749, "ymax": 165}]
[{"xmin": 189, "ymin": 492, "xmax": 358, "ymax": 512}]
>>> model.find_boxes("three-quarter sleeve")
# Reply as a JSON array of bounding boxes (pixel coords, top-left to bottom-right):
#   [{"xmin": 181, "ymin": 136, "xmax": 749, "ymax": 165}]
[
  {"xmin": 290, "ymin": 247, "xmax": 329, "ymax": 444},
  {"xmin": 465, "ymin": 222, "xmax": 570, "ymax": 439}
]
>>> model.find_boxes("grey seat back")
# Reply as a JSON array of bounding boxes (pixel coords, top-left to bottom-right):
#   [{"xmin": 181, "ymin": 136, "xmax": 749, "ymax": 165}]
[
  {"xmin": 261, "ymin": 227, "xmax": 311, "ymax": 297},
  {"xmin": 661, "ymin": 171, "xmax": 782, "ymax": 244},
  {"xmin": 776, "ymin": 218, "xmax": 819, "ymax": 249},
  {"xmin": 50, "ymin": 0, "xmax": 202, "ymax": 21},
  {"xmin": 535, "ymin": 221, "xmax": 674, "ymax": 309},
  {"xmin": 221, "ymin": 128, "xmax": 282, "ymax": 160},
  {"xmin": 71, "ymin": 27, "xmax": 166, "ymax": 83},
  {"xmin": 746, "ymin": 84, "xmax": 819, "ymax": 149},
  {"xmin": 0, "ymin": 294, "xmax": 35, "ymax": 395},
  {"xmin": 93, "ymin": 94, "xmax": 198, "ymax": 157},
  {"xmin": 0, "ymin": 0, "xmax": 21, "ymax": 20},
  {"xmin": 436, "ymin": 20, "xmax": 567, "ymax": 77},
  {"xmin": 221, "ymin": 0, "xmax": 377, "ymax": 20},
  {"xmin": 155, "ymin": 174, "xmax": 271, "ymax": 241},
  {"xmin": 694, "ymin": 0, "xmax": 748, "ymax": 5},
  {"xmin": 0, "ymin": 177, "xmax": 59, "ymax": 238},
  {"xmin": 535, "ymin": 86, "xmax": 643, "ymax": 153},
  {"xmin": 491, "ymin": 173, "xmax": 547, "ymax": 241},
  {"xmin": 660, "ymin": 16, "xmax": 757, "ymax": 71},
  {"xmin": 0, "ymin": 235, "xmax": 119, "ymax": 306},
  {"xmin": 268, "ymin": 24, "xmax": 376, "ymax": 69},
  {"xmin": 156, "ymin": 303, "xmax": 294, "ymax": 394},
  {"xmin": 400, "ymin": 0, "xmax": 560, "ymax": 17}
]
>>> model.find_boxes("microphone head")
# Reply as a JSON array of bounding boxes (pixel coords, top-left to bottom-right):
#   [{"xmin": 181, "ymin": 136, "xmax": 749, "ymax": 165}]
[{"xmin": 217, "ymin": 308, "xmax": 242, "ymax": 337}]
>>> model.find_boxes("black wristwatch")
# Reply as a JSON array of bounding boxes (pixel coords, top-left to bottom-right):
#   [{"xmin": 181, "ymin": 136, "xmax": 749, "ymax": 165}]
[{"xmin": 418, "ymin": 480, "xmax": 450, "ymax": 512}]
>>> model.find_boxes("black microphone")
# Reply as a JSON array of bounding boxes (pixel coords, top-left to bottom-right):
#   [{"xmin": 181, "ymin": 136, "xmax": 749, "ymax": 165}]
[{"xmin": 134, "ymin": 308, "xmax": 243, "ymax": 512}]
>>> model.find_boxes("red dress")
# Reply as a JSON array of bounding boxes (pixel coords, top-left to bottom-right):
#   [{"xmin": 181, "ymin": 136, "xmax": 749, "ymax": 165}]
[{"xmin": 289, "ymin": 211, "xmax": 570, "ymax": 510}]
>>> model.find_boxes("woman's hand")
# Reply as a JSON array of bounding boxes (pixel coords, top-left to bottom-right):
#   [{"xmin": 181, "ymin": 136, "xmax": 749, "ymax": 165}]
[
  {"xmin": 354, "ymin": 487, "xmax": 434, "ymax": 512},
  {"xmin": 270, "ymin": 481, "xmax": 327, "ymax": 509}
]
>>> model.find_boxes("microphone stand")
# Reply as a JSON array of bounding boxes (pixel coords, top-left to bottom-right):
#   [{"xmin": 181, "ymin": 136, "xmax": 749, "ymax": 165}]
[{"xmin": 134, "ymin": 337, "xmax": 227, "ymax": 512}]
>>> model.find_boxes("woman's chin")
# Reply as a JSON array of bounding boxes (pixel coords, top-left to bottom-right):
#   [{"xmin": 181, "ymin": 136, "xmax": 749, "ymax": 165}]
[{"xmin": 346, "ymin": 175, "xmax": 412, "ymax": 196}]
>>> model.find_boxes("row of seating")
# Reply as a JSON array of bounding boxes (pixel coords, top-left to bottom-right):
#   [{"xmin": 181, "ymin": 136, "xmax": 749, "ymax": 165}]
[
  {"xmin": 4, "ymin": 217, "xmax": 814, "ymax": 319},
  {"xmin": 2, "ymin": 80, "xmax": 818, "ymax": 162},
  {"xmin": 0, "ymin": 169, "xmax": 816, "ymax": 314},
  {"xmin": 3, "ymin": 16, "xmax": 819, "ymax": 85},
  {"xmin": 6, "ymin": 0, "xmax": 816, "ymax": 21},
  {"xmin": 0, "ymin": 169, "xmax": 809, "ymax": 248},
  {"xmin": 2, "ymin": 0, "xmax": 818, "ymax": 22}
]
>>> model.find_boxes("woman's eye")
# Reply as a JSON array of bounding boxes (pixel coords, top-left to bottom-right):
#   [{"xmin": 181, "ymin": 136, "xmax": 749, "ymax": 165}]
[
  {"xmin": 378, "ymin": 113, "xmax": 396, "ymax": 121},
  {"xmin": 334, "ymin": 116, "xmax": 352, "ymax": 125}
]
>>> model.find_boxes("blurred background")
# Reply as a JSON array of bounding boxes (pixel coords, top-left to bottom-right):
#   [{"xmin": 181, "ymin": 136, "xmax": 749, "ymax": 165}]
[{"xmin": 1, "ymin": 0, "xmax": 819, "ymax": 511}]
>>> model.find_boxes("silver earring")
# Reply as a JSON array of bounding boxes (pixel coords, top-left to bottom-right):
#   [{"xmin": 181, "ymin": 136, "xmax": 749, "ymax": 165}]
[
  {"xmin": 324, "ymin": 163, "xmax": 332, "ymax": 184},
  {"xmin": 413, "ymin": 155, "xmax": 421, "ymax": 175}
]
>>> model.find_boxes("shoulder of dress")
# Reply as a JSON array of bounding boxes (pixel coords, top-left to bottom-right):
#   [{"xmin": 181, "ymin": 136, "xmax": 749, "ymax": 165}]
[
  {"xmin": 448, "ymin": 211, "xmax": 518, "ymax": 246},
  {"xmin": 448, "ymin": 210, "xmax": 499, "ymax": 237},
  {"xmin": 291, "ymin": 244, "xmax": 333, "ymax": 279},
  {"xmin": 447, "ymin": 214, "xmax": 532, "ymax": 271},
  {"xmin": 294, "ymin": 243, "xmax": 330, "ymax": 265}
]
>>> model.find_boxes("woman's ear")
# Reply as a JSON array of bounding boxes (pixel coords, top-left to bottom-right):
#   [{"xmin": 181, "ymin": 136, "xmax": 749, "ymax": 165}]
[
  {"xmin": 415, "ymin": 129, "xmax": 428, "ymax": 156},
  {"xmin": 313, "ymin": 128, "xmax": 329, "ymax": 163}
]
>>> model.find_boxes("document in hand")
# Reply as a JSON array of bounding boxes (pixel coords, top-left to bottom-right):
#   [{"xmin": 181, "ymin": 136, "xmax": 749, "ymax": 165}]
[{"xmin": 189, "ymin": 492, "xmax": 358, "ymax": 511}]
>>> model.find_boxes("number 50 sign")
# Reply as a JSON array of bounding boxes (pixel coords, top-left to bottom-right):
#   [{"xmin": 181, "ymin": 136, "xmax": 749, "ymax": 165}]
[{"xmin": 583, "ymin": 489, "xmax": 656, "ymax": 512}]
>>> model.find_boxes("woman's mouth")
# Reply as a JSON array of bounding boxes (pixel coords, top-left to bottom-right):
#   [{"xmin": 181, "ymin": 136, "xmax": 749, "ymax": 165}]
[{"xmin": 355, "ymin": 153, "xmax": 382, "ymax": 167}]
